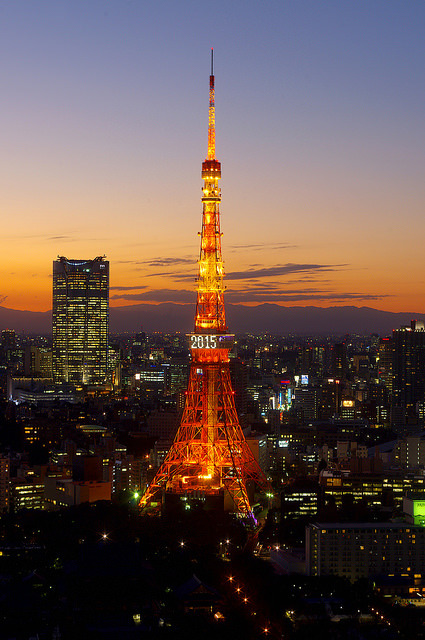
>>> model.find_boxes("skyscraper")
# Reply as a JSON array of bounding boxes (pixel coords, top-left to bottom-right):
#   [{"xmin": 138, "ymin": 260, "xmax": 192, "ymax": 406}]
[
  {"xmin": 52, "ymin": 256, "xmax": 109, "ymax": 385},
  {"xmin": 392, "ymin": 320, "xmax": 425, "ymax": 424}
]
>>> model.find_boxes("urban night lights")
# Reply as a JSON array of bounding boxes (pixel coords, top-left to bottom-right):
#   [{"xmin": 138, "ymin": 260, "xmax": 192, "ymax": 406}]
[{"xmin": 1, "ymin": 3, "xmax": 425, "ymax": 637}]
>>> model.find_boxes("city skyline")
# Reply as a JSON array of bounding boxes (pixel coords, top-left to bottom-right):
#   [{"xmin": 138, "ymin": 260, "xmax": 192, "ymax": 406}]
[{"xmin": 1, "ymin": 2, "xmax": 425, "ymax": 315}]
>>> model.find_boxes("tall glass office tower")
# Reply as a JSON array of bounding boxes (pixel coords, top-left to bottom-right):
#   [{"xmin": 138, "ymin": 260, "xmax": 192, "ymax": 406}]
[{"xmin": 52, "ymin": 256, "xmax": 109, "ymax": 385}]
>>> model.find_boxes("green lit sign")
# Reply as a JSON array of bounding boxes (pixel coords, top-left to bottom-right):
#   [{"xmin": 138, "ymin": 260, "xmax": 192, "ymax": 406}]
[{"xmin": 412, "ymin": 500, "xmax": 425, "ymax": 526}]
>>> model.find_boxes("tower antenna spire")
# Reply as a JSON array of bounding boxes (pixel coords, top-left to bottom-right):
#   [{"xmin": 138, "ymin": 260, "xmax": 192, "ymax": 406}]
[{"xmin": 207, "ymin": 49, "xmax": 215, "ymax": 160}]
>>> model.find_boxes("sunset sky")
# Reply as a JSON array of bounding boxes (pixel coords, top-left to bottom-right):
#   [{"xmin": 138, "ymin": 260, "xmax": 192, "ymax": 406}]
[{"xmin": 1, "ymin": 1, "xmax": 424, "ymax": 314}]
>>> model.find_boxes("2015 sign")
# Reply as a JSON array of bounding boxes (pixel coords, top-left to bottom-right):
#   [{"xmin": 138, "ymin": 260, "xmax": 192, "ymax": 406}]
[{"xmin": 190, "ymin": 334, "xmax": 218, "ymax": 349}]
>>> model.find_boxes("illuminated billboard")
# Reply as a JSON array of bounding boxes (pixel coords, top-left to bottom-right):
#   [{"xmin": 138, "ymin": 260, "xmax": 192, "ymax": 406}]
[
  {"xmin": 403, "ymin": 497, "xmax": 425, "ymax": 526},
  {"xmin": 413, "ymin": 500, "xmax": 425, "ymax": 525}
]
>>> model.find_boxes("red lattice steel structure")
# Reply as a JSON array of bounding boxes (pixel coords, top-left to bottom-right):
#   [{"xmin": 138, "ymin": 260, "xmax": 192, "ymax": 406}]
[{"xmin": 139, "ymin": 51, "xmax": 269, "ymax": 520}]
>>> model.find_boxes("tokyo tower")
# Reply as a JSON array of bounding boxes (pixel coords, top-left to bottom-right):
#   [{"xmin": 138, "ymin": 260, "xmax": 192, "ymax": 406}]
[{"xmin": 140, "ymin": 51, "xmax": 269, "ymax": 520}]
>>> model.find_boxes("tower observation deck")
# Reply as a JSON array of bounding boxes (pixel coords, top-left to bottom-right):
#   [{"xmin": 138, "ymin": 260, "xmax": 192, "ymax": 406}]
[{"xmin": 139, "ymin": 52, "xmax": 269, "ymax": 521}]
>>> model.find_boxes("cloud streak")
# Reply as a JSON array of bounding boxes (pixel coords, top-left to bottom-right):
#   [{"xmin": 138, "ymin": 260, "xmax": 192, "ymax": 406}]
[
  {"xmin": 111, "ymin": 289, "xmax": 193, "ymax": 303},
  {"xmin": 110, "ymin": 286, "xmax": 389, "ymax": 305},
  {"xmin": 229, "ymin": 242, "xmax": 296, "ymax": 251},
  {"xmin": 110, "ymin": 285, "xmax": 147, "ymax": 291},
  {"xmin": 141, "ymin": 256, "xmax": 194, "ymax": 267},
  {"xmin": 116, "ymin": 256, "xmax": 194, "ymax": 268},
  {"xmin": 170, "ymin": 262, "xmax": 348, "ymax": 282},
  {"xmin": 226, "ymin": 263, "xmax": 348, "ymax": 281}
]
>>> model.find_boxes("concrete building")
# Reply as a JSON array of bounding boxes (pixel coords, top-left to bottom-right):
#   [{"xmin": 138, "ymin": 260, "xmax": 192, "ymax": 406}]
[
  {"xmin": 0, "ymin": 455, "xmax": 10, "ymax": 513},
  {"xmin": 306, "ymin": 521, "xmax": 425, "ymax": 581},
  {"xmin": 394, "ymin": 434, "xmax": 425, "ymax": 468},
  {"xmin": 246, "ymin": 433, "xmax": 268, "ymax": 475},
  {"xmin": 24, "ymin": 345, "xmax": 52, "ymax": 378},
  {"xmin": 318, "ymin": 469, "xmax": 425, "ymax": 509},
  {"xmin": 44, "ymin": 476, "xmax": 111, "ymax": 508},
  {"xmin": 10, "ymin": 479, "xmax": 44, "ymax": 511}
]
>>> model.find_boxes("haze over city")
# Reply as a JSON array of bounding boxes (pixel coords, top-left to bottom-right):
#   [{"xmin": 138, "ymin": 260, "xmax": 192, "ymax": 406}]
[{"xmin": 1, "ymin": 1, "xmax": 424, "ymax": 316}]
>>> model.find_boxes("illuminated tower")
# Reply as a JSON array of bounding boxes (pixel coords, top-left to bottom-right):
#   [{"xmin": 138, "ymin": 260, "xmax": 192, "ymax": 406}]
[
  {"xmin": 52, "ymin": 256, "xmax": 109, "ymax": 385},
  {"xmin": 140, "ymin": 52, "xmax": 268, "ymax": 520}
]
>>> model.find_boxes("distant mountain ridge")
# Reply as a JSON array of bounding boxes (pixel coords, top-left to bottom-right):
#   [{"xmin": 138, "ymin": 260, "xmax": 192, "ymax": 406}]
[{"xmin": 0, "ymin": 303, "xmax": 424, "ymax": 336}]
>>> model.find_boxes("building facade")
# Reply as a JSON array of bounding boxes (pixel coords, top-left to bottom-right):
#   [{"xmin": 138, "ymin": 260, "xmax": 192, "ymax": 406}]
[
  {"xmin": 52, "ymin": 256, "xmax": 109, "ymax": 385},
  {"xmin": 0, "ymin": 455, "xmax": 10, "ymax": 513},
  {"xmin": 392, "ymin": 320, "xmax": 425, "ymax": 424},
  {"xmin": 306, "ymin": 521, "xmax": 425, "ymax": 581}
]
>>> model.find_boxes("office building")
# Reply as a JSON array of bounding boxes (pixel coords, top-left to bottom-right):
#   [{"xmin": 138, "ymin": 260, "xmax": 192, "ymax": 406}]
[
  {"xmin": 306, "ymin": 521, "xmax": 425, "ymax": 581},
  {"xmin": 1, "ymin": 329, "xmax": 16, "ymax": 351},
  {"xmin": 392, "ymin": 320, "xmax": 425, "ymax": 424},
  {"xmin": 24, "ymin": 345, "xmax": 52, "ymax": 378},
  {"xmin": 0, "ymin": 455, "xmax": 10, "ymax": 513},
  {"xmin": 318, "ymin": 469, "xmax": 425, "ymax": 509},
  {"xmin": 378, "ymin": 336, "xmax": 393, "ymax": 394},
  {"xmin": 52, "ymin": 256, "xmax": 109, "ymax": 385},
  {"xmin": 331, "ymin": 341, "xmax": 348, "ymax": 379},
  {"xmin": 10, "ymin": 478, "xmax": 44, "ymax": 511}
]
